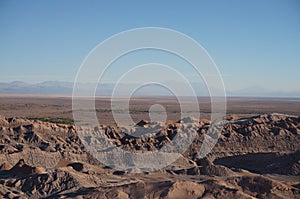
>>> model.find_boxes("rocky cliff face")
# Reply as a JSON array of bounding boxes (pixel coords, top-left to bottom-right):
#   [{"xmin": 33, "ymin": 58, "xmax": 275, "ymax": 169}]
[{"xmin": 0, "ymin": 113, "xmax": 299, "ymax": 198}]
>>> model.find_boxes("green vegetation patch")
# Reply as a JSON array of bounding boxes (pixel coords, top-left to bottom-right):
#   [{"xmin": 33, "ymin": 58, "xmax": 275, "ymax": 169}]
[{"xmin": 27, "ymin": 117, "xmax": 74, "ymax": 125}]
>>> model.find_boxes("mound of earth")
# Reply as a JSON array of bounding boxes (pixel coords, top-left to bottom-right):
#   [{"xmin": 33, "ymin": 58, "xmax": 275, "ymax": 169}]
[
  {"xmin": 9, "ymin": 159, "xmax": 46, "ymax": 176},
  {"xmin": 0, "ymin": 113, "xmax": 299, "ymax": 198}
]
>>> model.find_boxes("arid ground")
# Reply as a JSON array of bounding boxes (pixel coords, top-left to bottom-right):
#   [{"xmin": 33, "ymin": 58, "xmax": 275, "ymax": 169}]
[
  {"xmin": 0, "ymin": 95, "xmax": 299, "ymax": 125},
  {"xmin": 0, "ymin": 95, "xmax": 299, "ymax": 198}
]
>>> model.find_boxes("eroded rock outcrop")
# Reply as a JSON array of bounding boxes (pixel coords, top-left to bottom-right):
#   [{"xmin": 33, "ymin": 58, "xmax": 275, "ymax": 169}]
[{"xmin": 0, "ymin": 114, "xmax": 299, "ymax": 198}]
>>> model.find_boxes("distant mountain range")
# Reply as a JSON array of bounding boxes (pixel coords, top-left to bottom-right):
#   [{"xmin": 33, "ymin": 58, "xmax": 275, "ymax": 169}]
[
  {"xmin": 0, "ymin": 81, "xmax": 299, "ymax": 97},
  {"xmin": 0, "ymin": 81, "xmax": 73, "ymax": 94},
  {"xmin": 0, "ymin": 81, "xmax": 209, "ymax": 96}
]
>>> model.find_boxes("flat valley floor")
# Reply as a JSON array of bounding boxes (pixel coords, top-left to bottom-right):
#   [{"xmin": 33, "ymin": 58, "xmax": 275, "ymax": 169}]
[{"xmin": 0, "ymin": 95, "xmax": 299, "ymax": 125}]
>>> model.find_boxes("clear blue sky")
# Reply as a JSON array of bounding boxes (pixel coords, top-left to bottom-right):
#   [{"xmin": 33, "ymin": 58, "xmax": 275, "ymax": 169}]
[{"xmin": 0, "ymin": 0, "xmax": 299, "ymax": 94}]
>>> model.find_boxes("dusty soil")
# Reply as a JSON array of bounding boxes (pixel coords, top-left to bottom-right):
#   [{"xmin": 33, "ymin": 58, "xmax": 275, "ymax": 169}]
[
  {"xmin": 0, "ymin": 95, "xmax": 300, "ymax": 198},
  {"xmin": 0, "ymin": 95, "xmax": 299, "ymax": 125},
  {"xmin": 0, "ymin": 111, "xmax": 299, "ymax": 198}
]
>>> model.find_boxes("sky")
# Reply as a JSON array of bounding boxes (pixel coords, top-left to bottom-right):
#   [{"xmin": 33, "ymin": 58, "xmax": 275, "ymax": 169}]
[{"xmin": 0, "ymin": 0, "xmax": 300, "ymax": 95}]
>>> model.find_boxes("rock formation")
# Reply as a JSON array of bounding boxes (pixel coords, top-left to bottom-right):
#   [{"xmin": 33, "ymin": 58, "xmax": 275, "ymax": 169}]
[{"xmin": 0, "ymin": 113, "xmax": 299, "ymax": 198}]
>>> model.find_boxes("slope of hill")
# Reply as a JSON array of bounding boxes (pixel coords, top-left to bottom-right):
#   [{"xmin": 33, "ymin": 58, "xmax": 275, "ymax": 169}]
[{"xmin": 0, "ymin": 113, "xmax": 299, "ymax": 198}]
